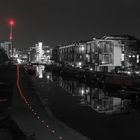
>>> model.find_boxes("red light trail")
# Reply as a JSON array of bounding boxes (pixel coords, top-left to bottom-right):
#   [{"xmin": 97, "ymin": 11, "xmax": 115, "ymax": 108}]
[
  {"xmin": 16, "ymin": 64, "xmax": 63, "ymax": 140},
  {"xmin": 0, "ymin": 98, "xmax": 8, "ymax": 102}
]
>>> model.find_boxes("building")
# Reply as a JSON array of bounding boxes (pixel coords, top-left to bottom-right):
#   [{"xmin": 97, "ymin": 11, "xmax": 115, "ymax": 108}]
[
  {"xmin": 0, "ymin": 48, "xmax": 9, "ymax": 63},
  {"xmin": 0, "ymin": 41, "xmax": 12, "ymax": 58},
  {"xmin": 51, "ymin": 46, "xmax": 60, "ymax": 63},
  {"xmin": 56, "ymin": 35, "xmax": 140, "ymax": 72},
  {"xmin": 27, "ymin": 42, "xmax": 52, "ymax": 64},
  {"xmin": 99, "ymin": 35, "xmax": 140, "ymax": 71},
  {"xmin": 59, "ymin": 43, "xmax": 77, "ymax": 66},
  {"xmin": 35, "ymin": 42, "xmax": 43, "ymax": 63},
  {"xmin": 97, "ymin": 37, "xmax": 122, "ymax": 72},
  {"xmin": 43, "ymin": 45, "xmax": 52, "ymax": 64},
  {"xmin": 27, "ymin": 47, "xmax": 36, "ymax": 63},
  {"xmin": 18, "ymin": 49, "xmax": 28, "ymax": 63}
]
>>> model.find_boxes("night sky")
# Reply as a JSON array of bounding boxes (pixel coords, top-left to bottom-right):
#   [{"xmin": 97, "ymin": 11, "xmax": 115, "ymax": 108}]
[{"xmin": 0, "ymin": 0, "xmax": 140, "ymax": 49}]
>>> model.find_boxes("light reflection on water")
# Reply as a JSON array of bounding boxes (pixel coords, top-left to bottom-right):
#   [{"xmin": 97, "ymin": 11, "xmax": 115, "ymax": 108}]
[
  {"xmin": 34, "ymin": 65, "xmax": 139, "ymax": 115},
  {"xmin": 57, "ymin": 77, "xmax": 132, "ymax": 115},
  {"xmin": 35, "ymin": 65, "xmax": 45, "ymax": 78}
]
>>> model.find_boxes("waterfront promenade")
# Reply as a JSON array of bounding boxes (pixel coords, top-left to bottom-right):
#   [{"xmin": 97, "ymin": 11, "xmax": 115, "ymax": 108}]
[{"xmin": 0, "ymin": 63, "xmax": 90, "ymax": 140}]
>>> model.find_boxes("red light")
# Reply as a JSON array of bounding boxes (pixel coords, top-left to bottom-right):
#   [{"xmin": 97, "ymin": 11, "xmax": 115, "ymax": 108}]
[{"xmin": 9, "ymin": 19, "xmax": 15, "ymax": 26}]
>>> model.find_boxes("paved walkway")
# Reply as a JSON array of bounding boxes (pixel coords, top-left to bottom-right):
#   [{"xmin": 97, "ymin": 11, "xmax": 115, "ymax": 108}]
[{"xmin": 10, "ymin": 65, "xmax": 90, "ymax": 140}]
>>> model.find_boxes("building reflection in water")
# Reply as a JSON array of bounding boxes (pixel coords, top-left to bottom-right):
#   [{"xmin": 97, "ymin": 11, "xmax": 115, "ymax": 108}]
[
  {"xmin": 34, "ymin": 67, "xmax": 133, "ymax": 115},
  {"xmin": 35, "ymin": 65, "xmax": 45, "ymax": 78},
  {"xmin": 56, "ymin": 77, "xmax": 132, "ymax": 115},
  {"xmin": 46, "ymin": 72, "xmax": 53, "ymax": 81}
]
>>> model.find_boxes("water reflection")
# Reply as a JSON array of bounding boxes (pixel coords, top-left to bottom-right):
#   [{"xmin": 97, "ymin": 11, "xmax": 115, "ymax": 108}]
[
  {"xmin": 46, "ymin": 72, "xmax": 53, "ymax": 81},
  {"xmin": 35, "ymin": 65, "xmax": 45, "ymax": 78},
  {"xmin": 34, "ymin": 65, "xmax": 139, "ymax": 115},
  {"xmin": 58, "ymin": 77, "xmax": 132, "ymax": 115}
]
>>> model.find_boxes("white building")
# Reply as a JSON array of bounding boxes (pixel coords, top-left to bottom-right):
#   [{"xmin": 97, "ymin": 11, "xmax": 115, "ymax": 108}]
[
  {"xmin": 97, "ymin": 39, "xmax": 122, "ymax": 72},
  {"xmin": 31, "ymin": 42, "xmax": 52, "ymax": 64},
  {"xmin": 36, "ymin": 42, "xmax": 44, "ymax": 63},
  {"xmin": 0, "ymin": 41, "xmax": 12, "ymax": 58}
]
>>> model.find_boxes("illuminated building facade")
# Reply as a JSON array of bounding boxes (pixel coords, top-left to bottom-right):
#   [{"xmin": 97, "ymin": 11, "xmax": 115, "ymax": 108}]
[
  {"xmin": 36, "ymin": 42, "xmax": 43, "ymax": 63},
  {"xmin": 26, "ymin": 42, "xmax": 52, "ymax": 64},
  {"xmin": 51, "ymin": 46, "xmax": 60, "ymax": 63},
  {"xmin": 57, "ymin": 35, "xmax": 140, "ymax": 72},
  {"xmin": 0, "ymin": 41, "xmax": 12, "ymax": 58},
  {"xmin": 100, "ymin": 35, "xmax": 140, "ymax": 71},
  {"xmin": 59, "ymin": 43, "xmax": 76, "ymax": 66},
  {"xmin": 18, "ymin": 49, "xmax": 28, "ymax": 63}
]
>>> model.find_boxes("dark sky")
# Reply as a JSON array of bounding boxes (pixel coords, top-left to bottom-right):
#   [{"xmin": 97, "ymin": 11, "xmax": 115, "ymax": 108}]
[{"xmin": 0, "ymin": 0, "xmax": 140, "ymax": 49}]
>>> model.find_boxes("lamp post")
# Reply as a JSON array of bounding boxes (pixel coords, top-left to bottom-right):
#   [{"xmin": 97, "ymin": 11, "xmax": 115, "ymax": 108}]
[{"xmin": 8, "ymin": 19, "xmax": 15, "ymax": 57}]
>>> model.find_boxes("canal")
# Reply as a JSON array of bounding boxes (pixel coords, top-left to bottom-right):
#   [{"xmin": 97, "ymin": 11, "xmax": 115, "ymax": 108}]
[{"xmin": 30, "ymin": 65, "xmax": 140, "ymax": 140}]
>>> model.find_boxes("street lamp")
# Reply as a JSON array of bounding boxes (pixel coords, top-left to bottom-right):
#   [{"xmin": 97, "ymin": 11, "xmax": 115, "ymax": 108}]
[{"xmin": 8, "ymin": 19, "xmax": 15, "ymax": 57}]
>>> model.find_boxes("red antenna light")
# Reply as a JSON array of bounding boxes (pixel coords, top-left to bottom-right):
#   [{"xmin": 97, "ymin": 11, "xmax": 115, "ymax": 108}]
[{"xmin": 9, "ymin": 19, "xmax": 15, "ymax": 26}]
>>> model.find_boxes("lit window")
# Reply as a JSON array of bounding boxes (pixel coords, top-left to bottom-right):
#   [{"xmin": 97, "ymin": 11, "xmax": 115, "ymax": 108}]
[
  {"xmin": 137, "ymin": 55, "xmax": 139, "ymax": 63},
  {"xmin": 121, "ymin": 53, "xmax": 124, "ymax": 61},
  {"xmin": 101, "ymin": 54, "xmax": 112, "ymax": 64}
]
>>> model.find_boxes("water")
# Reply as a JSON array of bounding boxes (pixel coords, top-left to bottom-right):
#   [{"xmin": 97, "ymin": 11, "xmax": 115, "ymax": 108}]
[{"xmin": 32, "ymin": 65, "xmax": 140, "ymax": 140}]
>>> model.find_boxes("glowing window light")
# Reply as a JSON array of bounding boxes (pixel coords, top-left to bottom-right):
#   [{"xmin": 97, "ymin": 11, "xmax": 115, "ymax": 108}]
[
  {"xmin": 86, "ymin": 54, "xmax": 89, "ymax": 58},
  {"xmin": 47, "ymin": 75, "xmax": 50, "ymax": 79},
  {"xmin": 79, "ymin": 45, "xmax": 85, "ymax": 52},
  {"xmin": 121, "ymin": 53, "xmax": 124, "ymax": 61},
  {"xmin": 89, "ymin": 68, "xmax": 93, "ymax": 71},
  {"xmin": 17, "ymin": 58, "xmax": 21, "ymax": 64},
  {"xmin": 81, "ymin": 46, "xmax": 84, "ymax": 51},
  {"xmin": 81, "ymin": 89, "xmax": 85, "ymax": 95},
  {"xmin": 86, "ymin": 88, "xmax": 90, "ymax": 94},
  {"xmin": 78, "ymin": 62, "xmax": 82, "ymax": 67},
  {"xmin": 137, "ymin": 55, "xmax": 139, "ymax": 63},
  {"xmin": 79, "ymin": 88, "xmax": 85, "ymax": 96},
  {"xmin": 46, "ymin": 50, "xmax": 50, "ymax": 53}
]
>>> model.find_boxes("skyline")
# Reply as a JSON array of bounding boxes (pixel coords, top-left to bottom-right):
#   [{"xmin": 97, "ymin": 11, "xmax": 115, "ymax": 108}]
[{"xmin": 0, "ymin": 0, "xmax": 140, "ymax": 49}]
